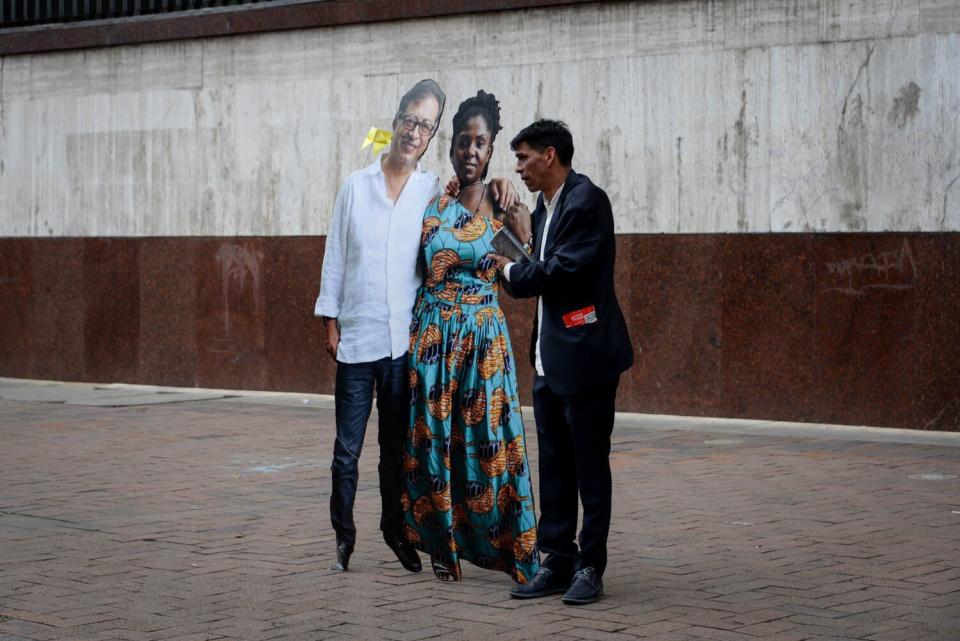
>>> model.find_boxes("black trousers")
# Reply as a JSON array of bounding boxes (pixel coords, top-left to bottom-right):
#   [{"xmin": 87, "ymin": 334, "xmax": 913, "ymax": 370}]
[
  {"xmin": 329, "ymin": 354, "xmax": 408, "ymax": 548},
  {"xmin": 532, "ymin": 374, "xmax": 619, "ymax": 577}
]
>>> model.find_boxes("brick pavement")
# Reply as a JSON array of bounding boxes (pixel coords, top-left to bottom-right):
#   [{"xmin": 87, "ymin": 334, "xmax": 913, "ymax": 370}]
[{"xmin": 1, "ymin": 384, "xmax": 958, "ymax": 640}]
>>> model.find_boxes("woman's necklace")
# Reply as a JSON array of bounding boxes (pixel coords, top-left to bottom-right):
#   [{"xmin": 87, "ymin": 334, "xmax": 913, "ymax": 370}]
[{"xmin": 456, "ymin": 180, "xmax": 487, "ymax": 214}]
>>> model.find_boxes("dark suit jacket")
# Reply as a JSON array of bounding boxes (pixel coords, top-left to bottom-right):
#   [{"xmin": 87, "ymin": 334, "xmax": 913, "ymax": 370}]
[{"xmin": 505, "ymin": 170, "xmax": 633, "ymax": 396}]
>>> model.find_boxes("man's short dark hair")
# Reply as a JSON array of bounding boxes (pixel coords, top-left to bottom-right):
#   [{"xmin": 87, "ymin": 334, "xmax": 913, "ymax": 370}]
[
  {"xmin": 395, "ymin": 79, "xmax": 446, "ymax": 129},
  {"xmin": 510, "ymin": 119, "xmax": 574, "ymax": 166}
]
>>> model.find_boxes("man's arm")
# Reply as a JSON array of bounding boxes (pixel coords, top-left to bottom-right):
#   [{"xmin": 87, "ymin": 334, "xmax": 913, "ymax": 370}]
[
  {"xmin": 321, "ymin": 317, "xmax": 340, "ymax": 360},
  {"xmin": 494, "ymin": 202, "xmax": 534, "ymax": 297},
  {"xmin": 503, "ymin": 192, "xmax": 607, "ymax": 299},
  {"xmin": 315, "ymin": 184, "xmax": 350, "ymax": 360}
]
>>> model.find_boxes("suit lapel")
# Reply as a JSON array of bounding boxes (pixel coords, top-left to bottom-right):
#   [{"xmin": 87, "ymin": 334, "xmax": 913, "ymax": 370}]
[
  {"xmin": 544, "ymin": 200, "xmax": 563, "ymax": 254},
  {"xmin": 542, "ymin": 171, "xmax": 579, "ymax": 256},
  {"xmin": 531, "ymin": 194, "xmax": 547, "ymax": 256}
]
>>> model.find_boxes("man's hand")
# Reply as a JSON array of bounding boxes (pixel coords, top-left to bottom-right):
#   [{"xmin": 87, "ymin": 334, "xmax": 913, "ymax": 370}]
[
  {"xmin": 323, "ymin": 318, "xmax": 340, "ymax": 361},
  {"xmin": 503, "ymin": 202, "xmax": 533, "ymax": 245},
  {"xmin": 444, "ymin": 176, "xmax": 461, "ymax": 197},
  {"xmin": 489, "ymin": 178, "xmax": 519, "ymax": 211},
  {"xmin": 489, "ymin": 254, "xmax": 512, "ymax": 272}
]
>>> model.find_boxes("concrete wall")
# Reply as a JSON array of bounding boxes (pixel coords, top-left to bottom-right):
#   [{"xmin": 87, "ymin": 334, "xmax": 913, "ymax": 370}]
[
  {"xmin": 2, "ymin": 0, "xmax": 958, "ymax": 236},
  {"xmin": 2, "ymin": 0, "xmax": 959, "ymax": 430}
]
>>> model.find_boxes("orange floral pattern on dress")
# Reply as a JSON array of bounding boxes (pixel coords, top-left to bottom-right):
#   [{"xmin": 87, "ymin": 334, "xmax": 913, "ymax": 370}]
[
  {"xmin": 405, "ymin": 195, "xmax": 539, "ymax": 584},
  {"xmin": 452, "ymin": 213, "xmax": 487, "ymax": 242}
]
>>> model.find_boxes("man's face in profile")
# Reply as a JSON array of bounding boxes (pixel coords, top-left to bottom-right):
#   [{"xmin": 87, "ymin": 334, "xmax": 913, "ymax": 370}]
[
  {"xmin": 513, "ymin": 142, "xmax": 551, "ymax": 193},
  {"xmin": 390, "ymin": 96, "xmax": 441, "ymax": 164}
]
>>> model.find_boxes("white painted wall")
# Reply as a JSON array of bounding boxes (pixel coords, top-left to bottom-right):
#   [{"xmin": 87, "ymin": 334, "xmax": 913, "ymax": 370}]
[{"xmin": 1, "ymin": 0, "xmax": 958, "ymax": 236}]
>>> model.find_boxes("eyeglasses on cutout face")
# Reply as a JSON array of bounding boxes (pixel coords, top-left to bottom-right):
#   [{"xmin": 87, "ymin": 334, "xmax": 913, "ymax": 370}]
[{"xmin": 398, "ymin": 114, "xmax": 436, "ymax": 137}]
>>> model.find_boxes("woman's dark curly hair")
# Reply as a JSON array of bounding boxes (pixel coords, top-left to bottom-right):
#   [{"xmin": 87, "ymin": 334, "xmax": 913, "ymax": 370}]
[{"xmin": 450, "ymin": 90, "xmax": 502, "ymax": 180}]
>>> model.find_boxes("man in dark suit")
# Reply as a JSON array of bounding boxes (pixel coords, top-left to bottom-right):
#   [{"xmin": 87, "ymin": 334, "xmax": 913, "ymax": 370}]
[{"xmin": 491, "ymin": 120, "xmax": 633, "ymax": 605}]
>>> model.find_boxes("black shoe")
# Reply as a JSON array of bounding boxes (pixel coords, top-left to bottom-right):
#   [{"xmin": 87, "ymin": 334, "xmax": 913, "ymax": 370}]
[
  {"xmin": 562, "ymin": 567, "xmax": 603, "ymax": 605},
  {"xmin": 509, "ymin": 567, "xmax": 571, "ymax": 599},
  {"xmin": 385, "ymin": 536, "xmax": 422, "ymax": 573},
  {"xmin": 331, "ymin": 541, "xmax": 353, "ymax": 572}
]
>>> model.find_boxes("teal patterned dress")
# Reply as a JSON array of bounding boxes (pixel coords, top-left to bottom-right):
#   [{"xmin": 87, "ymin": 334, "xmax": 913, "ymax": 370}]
[{"xmin": 403, "ymin": 194, "xmax": 539, "ymax": 583}]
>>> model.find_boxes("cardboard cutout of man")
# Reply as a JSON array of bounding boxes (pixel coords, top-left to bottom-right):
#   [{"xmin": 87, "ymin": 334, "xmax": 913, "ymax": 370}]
[{"xmin": 315, "ymin": 80, "xmax": 517, "ymax": 573}]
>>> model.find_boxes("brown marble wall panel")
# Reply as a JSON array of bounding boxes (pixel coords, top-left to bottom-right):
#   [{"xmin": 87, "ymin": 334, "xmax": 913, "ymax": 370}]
[
  {"xmin": 28, "ymin": 239, "xmax": 86, "ymax": 381},
  {"xmin": 910, "ymin": 236, "xmax": 960, "ymax": 430},
  {"xmin": 619, "ymin": 235, "xmax": 723, "ymax": 416},
  {"xmin": 194, "ymin": 238, "xmax": 268, "ymax": 390},
  {"xmin": 263, "ymin": 237, "xmax": 330, "ymax": 394},
  {"xmin": 2, "ymin": 232, "xmax": 958, "ymax": 430},
  {"xmin": 813, "ymin": 235, "xmax": 920, "ymax": 428},
  {"xmin": 498, "ymin": 292, "xmax": 538, "ymax": 405},
  {"xmin": 139, "ymin": 239, "xmax": 198, "ymax": 386},
  {"xmin": 0, "ymin": 240, "xmax": 32, "ymax": 376},
  {"xmin": 83, "ymin": 239, "xmax": 140, "ymax": 383},
  {"xmin": 721, "ymin": 235, "xmax": 818, "ymax": 421}
]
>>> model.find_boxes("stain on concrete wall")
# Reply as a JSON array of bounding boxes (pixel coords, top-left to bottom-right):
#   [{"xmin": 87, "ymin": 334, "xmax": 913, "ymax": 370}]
[
  {"xmin": 888, "ymin": 81, "xmax": 921, "ymax": 128},
  {"xmin": 1, "ymin": 0, "xmax": 959, "ymax": 236}
]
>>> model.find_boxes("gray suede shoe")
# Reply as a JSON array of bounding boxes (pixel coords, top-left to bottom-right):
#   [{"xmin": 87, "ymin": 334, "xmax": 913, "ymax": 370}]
[
  {"xmin": 509, "ymin": 567, "xmax": 571, "ymax": 599},
  {"xmin": 562, "ymin": 567, "xmax": 603, "ymax": 605}
]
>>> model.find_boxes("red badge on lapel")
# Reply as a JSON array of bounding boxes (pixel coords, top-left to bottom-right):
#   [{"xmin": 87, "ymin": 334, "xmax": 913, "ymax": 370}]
[{"xmin": 562, "ymin": 305, "xmax": 598, "ymax": 328}]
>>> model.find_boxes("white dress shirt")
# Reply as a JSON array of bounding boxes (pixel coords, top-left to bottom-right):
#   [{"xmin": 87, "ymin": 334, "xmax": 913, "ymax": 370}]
[
  {"xmin": 504, "ymin": 184, "xmax": 563, "ymax": 376},
  {"xmin": 314, "ymin": 156, "xmax": 439, "ymax": 363}
]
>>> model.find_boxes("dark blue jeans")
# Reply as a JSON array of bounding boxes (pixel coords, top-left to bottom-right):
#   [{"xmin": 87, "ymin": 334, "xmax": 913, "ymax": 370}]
[{"xmin": 330, "ymin": 354, "xmax": 408, "ymax": 548}]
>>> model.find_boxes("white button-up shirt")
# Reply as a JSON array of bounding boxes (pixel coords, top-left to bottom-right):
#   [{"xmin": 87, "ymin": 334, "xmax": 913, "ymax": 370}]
[
  {"xmin": 504, "ymin": 184, "xmax": 563, "ymax": 377},
  {"xmin": 314, "ymin": 156, "xmax": 439, "ymax": 364}
]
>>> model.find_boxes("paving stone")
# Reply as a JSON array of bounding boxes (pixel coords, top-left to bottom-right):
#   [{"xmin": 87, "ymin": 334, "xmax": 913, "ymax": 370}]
[{"xmin": 1, "ymin": 388, "xmax": 959, "ymax": 640}]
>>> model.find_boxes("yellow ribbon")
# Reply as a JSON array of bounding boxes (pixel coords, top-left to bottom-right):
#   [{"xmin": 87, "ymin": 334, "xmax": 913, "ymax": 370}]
[{"xmin": 362, "ymin": 127, "xmax": 393, "ymax": 155}]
